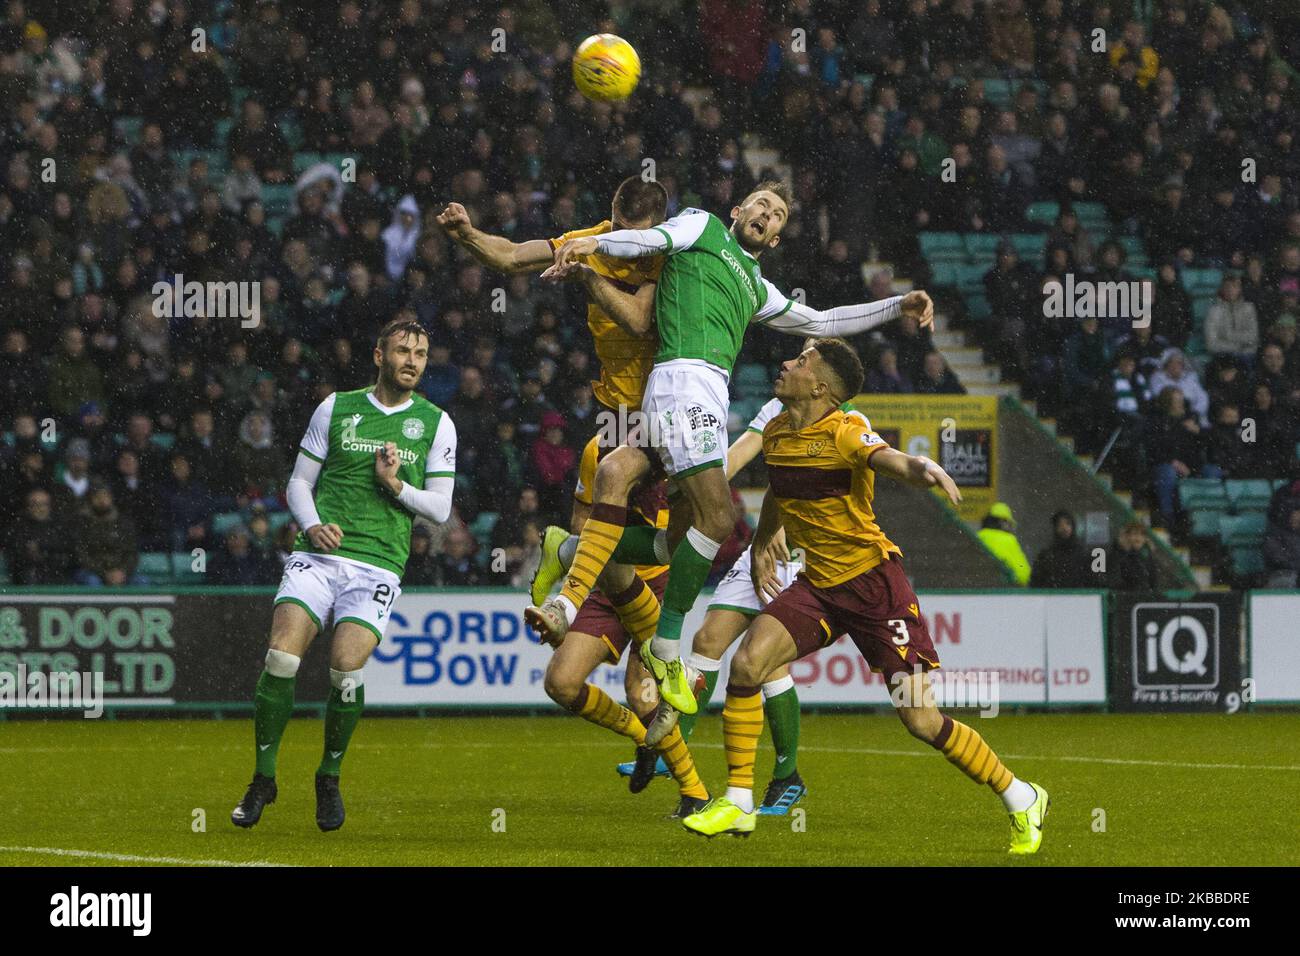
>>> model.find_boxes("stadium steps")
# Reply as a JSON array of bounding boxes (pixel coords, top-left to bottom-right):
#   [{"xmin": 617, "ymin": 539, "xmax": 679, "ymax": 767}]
[
  {"xmin": 1029, "ymin": 414, "xmax": 1212, "ymax": 582},
  {"xmin": 931, "ymin": 310, "xmax": 1018, "ymax": 397},
  {"xmin": 999, "ymin": 397, "xmax": 1201, "ymax": 589}
]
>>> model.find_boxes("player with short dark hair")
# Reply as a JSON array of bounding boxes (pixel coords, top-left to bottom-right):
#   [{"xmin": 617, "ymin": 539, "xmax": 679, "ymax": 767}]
[
  {"xmin": 681, "ymin": 343, "xmax": 1050, "ymax": 853},
  {"xmin": 437, "ymin": 179, "xmax": 709, "ymax": 815},
  {"xmin": 231, "ymin": 319, "xmax": 457, "ymax": 832}
]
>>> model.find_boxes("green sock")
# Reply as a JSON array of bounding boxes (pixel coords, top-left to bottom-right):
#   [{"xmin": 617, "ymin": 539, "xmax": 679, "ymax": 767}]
[
  {"xmin": 610, "ymin": 525, "xmax": 660, "ymax": 565},
  {"xmin": 764, "ymin": 685, "xmax": 801, "ymax": 780},
  {"xmin": 656, "ymin": 534, "xmax": 718, "ymax": 642},
  {"xmin": 318, "ymin": 682, "xmax": 365, "ymax": 777},
  {"xmin": 678, "ymin": 668, "xmax": 719, "ymax": 741},
  {"xmin": 253, "ymin": 670, "xmax": 296, "ymax": 777}
]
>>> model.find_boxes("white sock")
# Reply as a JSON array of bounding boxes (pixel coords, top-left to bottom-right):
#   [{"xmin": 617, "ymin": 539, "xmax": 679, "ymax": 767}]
[
  {"xmin": 687, "ymin": 652, "xmax": 722, "ymax": 673},
  {"xmin": 762, "ymin": 674, "xmax": 795, "ymax": 698},
  {"xmin": 725, "ymin": 786, "xmax": 754, "ymax": 813},
  {"xmin": 650, "ymin": 635, "xmax": 679, "ymax": 660},
  {"xmin": 558, "ymin": 534, "xmax": 578, "ymax": 568},
  {"xmin": 653, "ymin": 529, "xmax": 670, "ymax": 564},
  {"xmin": 553, "ymin": 594, "xmax": 578, "ymax": 624},
  {"xmin": 685, "ymin": 526, "xmax": 722, "ymax": 560},
  {"xmin": 329, "ymin": 667, "xmax": 364, "ymax": 691},
  {"xmin": 264, "ymin": 649, "xmax": 301, "ymax": 678},
  {"xmin": 1000, "ymin": 777, "xmax": 1037, "ymax": 813}
]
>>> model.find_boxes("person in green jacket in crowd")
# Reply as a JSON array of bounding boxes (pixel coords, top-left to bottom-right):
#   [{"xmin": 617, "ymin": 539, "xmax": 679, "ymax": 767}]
[{"xmin": 978, "ymin": 501, "xmax": 1031, "ymax": 585}]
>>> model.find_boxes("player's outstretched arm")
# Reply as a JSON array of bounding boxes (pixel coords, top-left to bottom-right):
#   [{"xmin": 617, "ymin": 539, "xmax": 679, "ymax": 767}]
[
  {"xmin": 755, "ymin": 285, "xmax": 935, "ymax": 335},
  {"xmin": 870, "ymin": 447, "xmax": 962, "ymax": 505},
  {"xmin": 725, "ymin": 430, "xmax": 762, "ymax": 480},
  {"xmin": 436, "ymin": 202, "xmax": 554, "ymax": 273},
  {"xmin": 548, "ymin": 207, "xmax": 710, "ymax": 272}
]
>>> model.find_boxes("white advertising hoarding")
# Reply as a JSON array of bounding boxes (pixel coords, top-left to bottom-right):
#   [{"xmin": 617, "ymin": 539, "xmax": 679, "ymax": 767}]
[
  {"xmin": 366, "ymin": 590, "xmax": 1107, "ymax": 707},
  {"xmin": 1248, "ymin": 593, "xmax": 1300, "ymax": 703}
]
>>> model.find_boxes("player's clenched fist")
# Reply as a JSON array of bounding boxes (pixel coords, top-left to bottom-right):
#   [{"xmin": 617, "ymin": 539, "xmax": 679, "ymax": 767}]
[
  {"xmin": 374, "ymin": 442, "xmax": 402, "ymax": 495},
  {"xmin": 306, "ymin": 523, "xmax": 344, "ymax": 552},
  {"xmin": 900, "ymin": 290, "xmax": 935, "ymax": 329},
  {"xmin": 435, "ymin": 202, "xmax": 472, "ymax": 238}
]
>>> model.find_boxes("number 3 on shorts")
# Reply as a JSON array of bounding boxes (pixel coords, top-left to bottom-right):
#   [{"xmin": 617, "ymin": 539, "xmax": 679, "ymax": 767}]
[{"xmin": 888, "ymin": 618, "xmax": 910, "ymax": 645}]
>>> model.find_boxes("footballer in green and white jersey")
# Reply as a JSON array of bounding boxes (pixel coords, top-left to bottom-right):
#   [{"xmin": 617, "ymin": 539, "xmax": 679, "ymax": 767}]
[{"xmin": 233, "ymin": 318, "xmax": 456, "ymax": 834}]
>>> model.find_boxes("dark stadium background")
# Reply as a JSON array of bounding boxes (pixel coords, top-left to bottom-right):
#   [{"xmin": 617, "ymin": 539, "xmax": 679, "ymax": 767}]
[{"xmin": 1, "ymin": 0, "xmax": 1298, "ymax": 594}]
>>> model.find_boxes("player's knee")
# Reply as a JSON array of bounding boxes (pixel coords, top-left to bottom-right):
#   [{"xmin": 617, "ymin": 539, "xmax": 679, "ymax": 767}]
[
  {"xmin": 692, "ymin": 622, "xmax": 729, "ymax": 659},
  {"xmin": 899, "ymin": 705, "xmax": 942, "ymax": 743},
  {"xmin": 543, "ymin": 666, "xmax": 579, "ymax": 709},
  {"xmin": 696, "ymin": 508, "xmax": 733, "ymax": 544},
  {"xmin": 729, "ymin": 647, "xmax": 763, "ymax": 688},
  {"xmin": 594, "ymin": 448, "xmax": 642, "ymax": 498}
]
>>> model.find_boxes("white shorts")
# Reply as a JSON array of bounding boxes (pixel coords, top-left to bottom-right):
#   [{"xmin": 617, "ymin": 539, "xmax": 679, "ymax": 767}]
[
  {"xmin": 641, "ymin": 360, "xmax": 730, "ymax": 478},
  {"xmin": 707, "ymin": 544, "xmax": 803, "ymax": 617},
  {"xmin": 274, "ymin": 551, "xmax": 402, "ymax": 642}
]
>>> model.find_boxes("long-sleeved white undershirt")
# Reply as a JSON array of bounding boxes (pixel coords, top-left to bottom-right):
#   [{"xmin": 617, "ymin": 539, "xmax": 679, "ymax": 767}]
[{"xmin": 591, "ymin": 208, "xmax": 907, "ymax": 337}]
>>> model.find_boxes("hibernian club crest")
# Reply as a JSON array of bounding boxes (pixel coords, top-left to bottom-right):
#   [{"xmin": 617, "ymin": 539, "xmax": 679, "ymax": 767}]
[{"xmin": 402, "ymin": 417, "xmax": 425, "ymax": 440}]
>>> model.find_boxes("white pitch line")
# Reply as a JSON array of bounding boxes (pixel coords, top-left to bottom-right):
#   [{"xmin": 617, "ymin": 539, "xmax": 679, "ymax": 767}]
[
  {"xmin": 3, "ymin": 740, "xmax": 1297, "ymax": 773},
  {"xmin": 0, "ymin": 846, "xmax": 287, "ymax": 867},
  {"xmin": 790, "ymin": 744, "xmax": 1300, "ymax": 773}
]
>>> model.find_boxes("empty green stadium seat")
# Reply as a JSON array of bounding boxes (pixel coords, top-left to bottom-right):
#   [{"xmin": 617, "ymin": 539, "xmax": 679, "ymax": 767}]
[
  {"xmin": 1231, "ymin": 547, "xmax": 1265, "ymax": 577},
  {"xmin": 261, "ymin": 183, "xmax": 297, "ymax": 221},
  {"xmin": 1189, "ymin": 509, "xmax": 1223, "ymax": 538},
  {"xmin": 172, "ymin": 551, "xmax": 206, "ymax": 584},
  {"xmin": 1011, "ymin": 233, "xmax": 1043, "ymax": 261},
  {"xmin": 1115, "ymin": 235, "xmax": 1146, "ymax": 259},
  {"xmin": 964, "ymin": 234, "xmax": 1000, "ymax": 259},
  {"xmin": 1218, "ymin": 512, "xmax": 1267, "ymax": 546},
  {"xmin": 137, "ymin": 552, "xmax": 173, "ymax": 581},
  {"xmin": 1225, "ymin": 479, "xmax": 1273, "ymax": 509},
  {"xmin": 293, "ymin": 152, "xmax": 326, "ymax": 174},
  {"xmin": 116, "ymin": 116, "xmax": 144, "ymax": 144},
  {"xmin": 1179, "ymin": 478, "xmax": 1228, "ymax": 509},
  {"xmin": 469, "ymin": 511, "xmax": 499, "ymax": 543},
  {"xmin": 919, "ymin": 233, "xmax": 965, "ymax": 260},
  {"xmin": 955, "ymin": 263, "xmax": 989, "ymax": 291},
  {"xmin": 1180, "ymin": 268, "xmax": 1223, "ymax": 293},
  {"xmin": 929, "ymin": 261, "xmax": 961, "ymax": 287},
  {"xmin": 1192, "ymin": 295, "xmax": 1213, "ymax": 325},
  {"xmin": 212, "ymin": 512, "xmax": 243, "ymax": 535},
  {"xmin": 1072, "ymin": 202, "xmax": 1107, "ymax": 222},
  {"xmin": 1026, "ymin": 201, "xmax": 1059, "ymax": 227},
  {"xmin": 214, "ymin": 118, "xmax": 236, "ymax": 149},
  {"xmin": 982, "ymin": 78, "xmax": 1012, "ymax": 108}
]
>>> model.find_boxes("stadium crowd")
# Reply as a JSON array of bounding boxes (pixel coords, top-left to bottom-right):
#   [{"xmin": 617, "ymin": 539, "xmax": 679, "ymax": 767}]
[{"xmin": 1, "ymin": 0, "xmax": 1299, "ymax": 589}]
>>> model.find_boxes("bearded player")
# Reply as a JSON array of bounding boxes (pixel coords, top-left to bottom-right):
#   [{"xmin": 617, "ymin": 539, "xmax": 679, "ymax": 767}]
[
  {"xmin": 437, "ymin": 181, "xmax": 707, "ymax": 815},
  {"xmin": 527, "ymin": 182, "xmax": 936, "ymax": 746},
  {"xmin": 681, "ymin": 339, "xmax": 1050, "ymax": 855},
  {"xmin": 231, "ymin": 318, "xmax": 456, "ymax": 832}
]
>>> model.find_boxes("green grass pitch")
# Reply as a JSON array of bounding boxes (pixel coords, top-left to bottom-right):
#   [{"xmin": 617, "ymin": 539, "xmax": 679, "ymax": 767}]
[{"xmin": 1, "ymin": 712, "xmax": 1296, "ymax": 866}]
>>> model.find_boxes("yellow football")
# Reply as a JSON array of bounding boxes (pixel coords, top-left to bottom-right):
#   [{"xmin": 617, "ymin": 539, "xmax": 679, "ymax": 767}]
[{"xmin": 572, "ymin": 34, "xmax": 641, "ymax": 102}]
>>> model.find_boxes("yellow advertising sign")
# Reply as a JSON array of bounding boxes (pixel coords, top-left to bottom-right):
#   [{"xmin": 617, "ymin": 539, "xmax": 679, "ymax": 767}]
[{"xmin": 847, "ymin": 394, "xmax": 997, "ymax": 522}]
